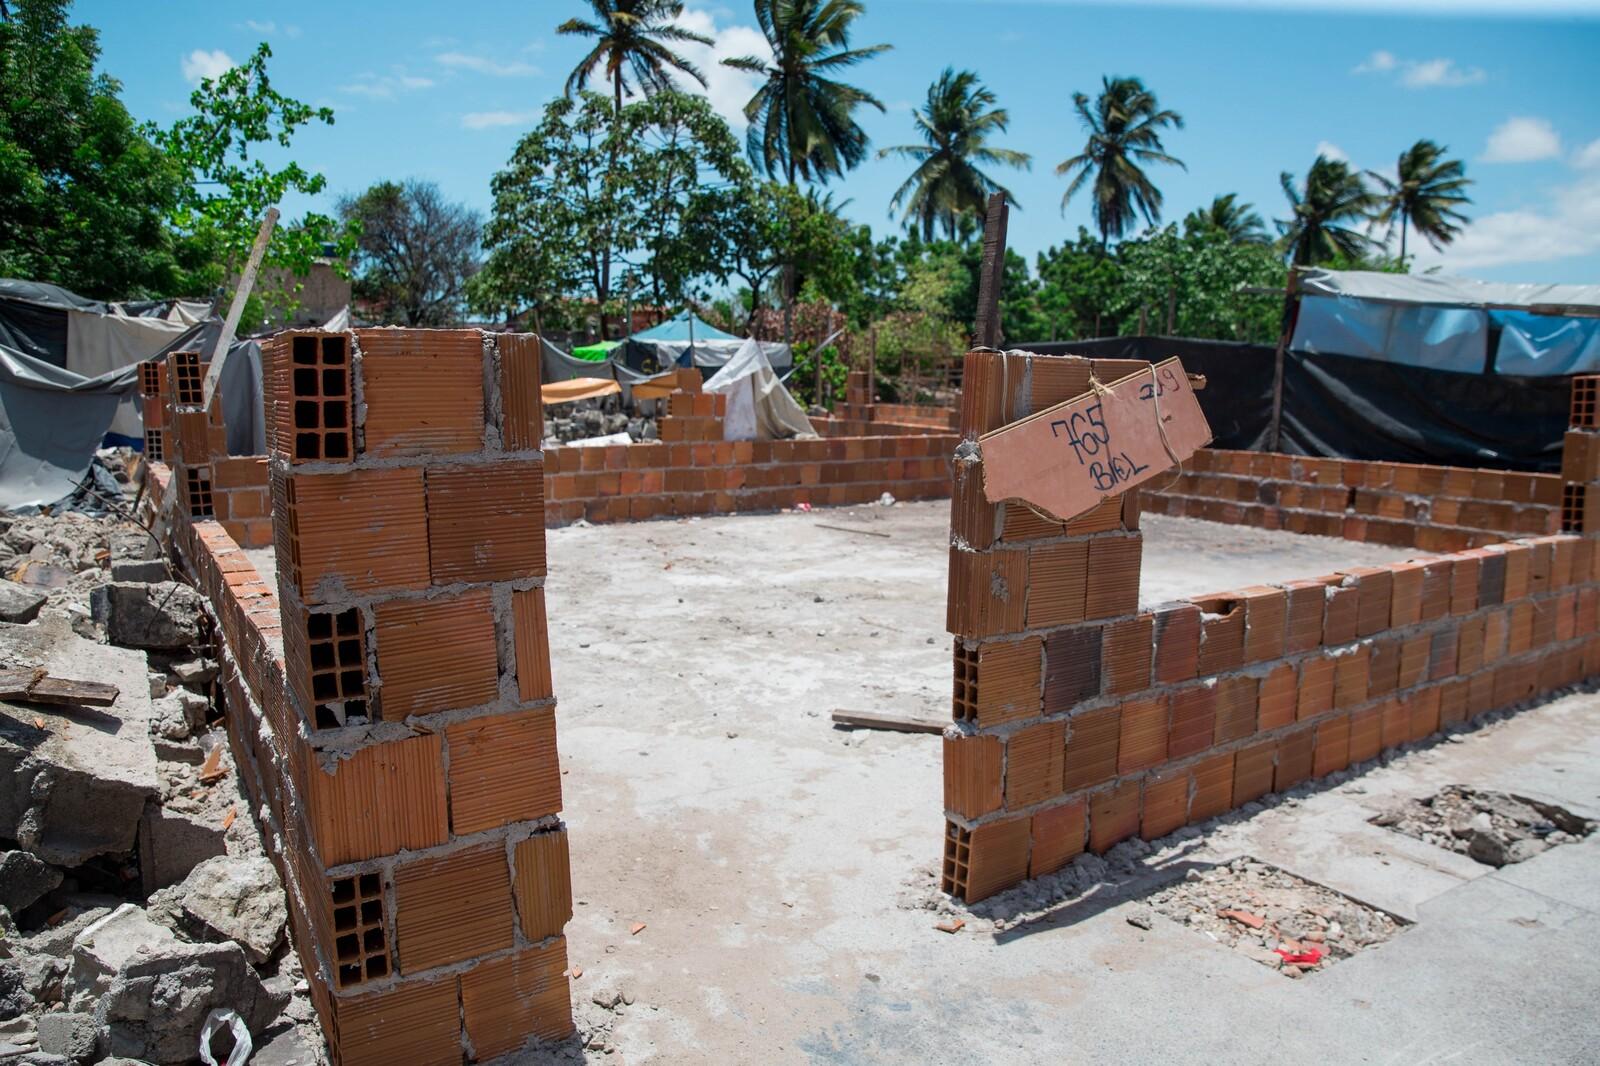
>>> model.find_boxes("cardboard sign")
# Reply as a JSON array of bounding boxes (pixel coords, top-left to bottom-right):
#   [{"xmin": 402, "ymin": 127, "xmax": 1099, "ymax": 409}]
[{"xmin": 979, "ymin": 357, "xmax": 1212, "ymax": 521}]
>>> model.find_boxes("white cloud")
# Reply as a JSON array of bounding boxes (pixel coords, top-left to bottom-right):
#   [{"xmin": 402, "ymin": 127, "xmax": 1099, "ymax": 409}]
[
  {"xmin": 241, "ymin": 20, "xmax": 301, "ymax": 39},
  {"xmin": 1413, "ymin": 174, "xmax": 1600, "ymax": 270},
  {"xmin": 663, "ymin": 4, "xmax": 771, "ymax": 129},
  {"xmin": 462, "ymin": 110, "xmax": 539, "ymax": 130},
  {"xmin": 1315, "ymin": 140, "xmax": 1348, "ymax": 163},
  {"xmin": 340, "ymin": 70, "xmax": 436, "ymax": 99},
  {"xmin": 436, "ymin": 52, "xmax": 540, "ymax": 77},
  {"xmin": 181, "ymin": 49, "xmax": 235, "ymax": 85},
  {"xmin": 1352, "ymin": 49, "xmax": 1485, "ymax": 89},
  {"xmin": 1574, "ymin": 139, "xmax": 1600, "ymax": 170},
  {"xmin": 1482, "ymin": 116, "xmax": 1562, "ymax": 163}
]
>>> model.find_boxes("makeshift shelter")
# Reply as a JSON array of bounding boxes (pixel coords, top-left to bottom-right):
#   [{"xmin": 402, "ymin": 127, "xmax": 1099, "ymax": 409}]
[
  {"xmin": 572, "ymin": 339, "xmax": 620, "ymax": 362},
  {"xmin": 703, "ymin": 338, "xmax": 815, "ymax": 441},
  {"xmin": 0, "ymin": 279, "xmax": 265, "ymax": 508},
  {"xmin": 619, "ymin": 312, "xmax": 791, "ymax": 374}
]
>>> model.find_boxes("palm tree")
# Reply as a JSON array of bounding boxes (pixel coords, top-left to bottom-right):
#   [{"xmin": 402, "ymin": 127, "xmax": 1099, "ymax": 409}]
[
  {"xmin": 722, "ymin": 0, "xmax": 892, "ymax": 185},
  {"xmin": 1368, "ymin": 139, "xmax": 1472, "ymax": 263},
  {"xmin": 1055, "ymin": 76, "xmax": 1185, "ymax": 247},
  {"xmin": 878, "ymin": 68, "xmax": 1031, "ymax": 241},
  {"xmin": 1185, "ymin": 193, "xmax": 1269, "ymax": 245},
  {"xmin": 558, "ymin": 0, "xmax": 713, "ymax": 115},
  {"xmin": 1276, "ymin": 155, "xmax": 1381, "ymax": 266}
]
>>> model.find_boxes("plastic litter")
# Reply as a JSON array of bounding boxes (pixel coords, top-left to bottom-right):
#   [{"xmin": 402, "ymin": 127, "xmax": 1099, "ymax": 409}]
[{"xmin": 198, "ymin": 1008, "xmax": 253, "ymax": 1066}]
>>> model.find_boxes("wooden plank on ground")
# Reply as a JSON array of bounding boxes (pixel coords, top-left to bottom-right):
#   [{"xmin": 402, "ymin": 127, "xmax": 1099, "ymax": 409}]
[
  {"xmin": 831, "ymin": 709, "xmax": 946, "ymax": 735},
  {"xmin": 0, "ymin": 667, "xmax": 120, "ymax": 707}
]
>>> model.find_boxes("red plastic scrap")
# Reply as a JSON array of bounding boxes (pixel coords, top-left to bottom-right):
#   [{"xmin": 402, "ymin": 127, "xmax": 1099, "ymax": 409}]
[{"xmin": 1274, "ymin": 946, "xmax": 1324, "ymax": 966}]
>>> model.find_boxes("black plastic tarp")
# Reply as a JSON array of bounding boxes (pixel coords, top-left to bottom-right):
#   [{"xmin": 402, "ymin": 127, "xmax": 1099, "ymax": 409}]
[{"xmin": 1019, "ymin": 335, "xmax": 1566, "ymax": 473}]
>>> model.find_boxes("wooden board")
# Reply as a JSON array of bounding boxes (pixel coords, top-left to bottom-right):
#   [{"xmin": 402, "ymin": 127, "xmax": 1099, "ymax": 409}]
[
  {"xmin": 0, "ymin": 668, "xmax": 120, "ymax": 707},
  {"xmin": 830, "ymin": 709, "xmax": 947, "ymax": 735},
  {"xmin": 978, "ymin": 357, "xmax": 1212, "ymax": 522}
]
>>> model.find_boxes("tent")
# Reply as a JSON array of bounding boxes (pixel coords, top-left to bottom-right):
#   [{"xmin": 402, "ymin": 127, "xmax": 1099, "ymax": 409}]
[
  {"xmin": 0, "ymin": 279, "xmax": 265, "ymax": 508},
  {"xmin": 703, "ymin": 338, "xmax": 815, "ymax": 441},
  {"xmin": 619, "ymin": 312, "xmax": 791, "ymax": 374},
  {"xmin": 571, "ymin": 339, "xmax": 619, "ymax": 362}
]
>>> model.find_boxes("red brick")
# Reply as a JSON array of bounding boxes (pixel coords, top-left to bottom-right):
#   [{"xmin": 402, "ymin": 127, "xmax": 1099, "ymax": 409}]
[
  {"xmin": 446, "ymin": 707, "xmax": 562, "ymax": 835},
  {"xmin": 374, "ymin": 588, "xmax": 498, "ymax": 718},
  {"xmin": 1089, "ymin": 779, "xmax": 1141, "ymax": 852},
  {"xmin": 1194, "ymin": 596, "xmax": 1244, "ymax": 675},
  {"xmin": 944, "ymin": 735, "xmax": 1003, "ymax": 818},
  {"xmin": 1241, "ymin": 586, "xmax": 1287, "ymax": 662},
  {"xmin": 1062, "ymin": 705, "xmax": 1120, "ymax": 792},
  {"xmin": 1030, "ymin": 799, "xmax": 1086, "ymax": 877},
  {"xmin": 1189, "ymin": 751, "xmax": 1235, "ymax": 822},
  {"xmin": 1116, "ymin": 695, "xmax": 1170, "ymax": 775},
  {"xmin": 1213, "ymin": 675, "xmax": 1258, "ymax": 744},
  {"xmin": 393, "ymin": 842, "xmax": 515, "ymax": 973},
  {"xmin": 426, "ymin": 460, "xmax": 547, "ymax": 584},
  {"xmin": 1232, "ymin": 739, "xmax": 1276, "ymax": 805},
  {"xmin": 1168, "ymin": 683, "xmax": 1217, "ymax": 759},
  {"xmin": 1152, "ymin": 602, "xmax": 1201, "ymax": 683},
  {"xmin": 1257, "ymin": 662, "xmax": 1298, "ymax": 730},
  {"xmin": 1141, "ymin": 768, "xmax": 1190, "ymax": 840},
  {"xmin": 1004, "ymin": 720, "xmax": 1066, "ymax": 809},
  {"xmin": 962, "ymin": 815, "xmax": 1032, "ymax": 902},
  {"xmin": 1103, "ymin": 614, "xmax": 1153, "ymax": 695},
  {"xmin": 460, "ymin": 939, "xmax": 573, "ymax": 1056}
]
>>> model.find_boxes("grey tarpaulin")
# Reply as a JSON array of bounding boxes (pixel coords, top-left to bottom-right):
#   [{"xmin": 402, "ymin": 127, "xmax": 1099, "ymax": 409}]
[
  {"xmin": 703, "ymin": 338, "xmax": 815, "ymax": 440},
  {"xmin": 0, "ymin": 346, "xmax": 134, "ymax": 507}
]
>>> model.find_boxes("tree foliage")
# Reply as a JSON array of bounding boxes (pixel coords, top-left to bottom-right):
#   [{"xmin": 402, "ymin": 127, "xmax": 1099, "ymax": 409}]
[
  {"xmin": 1369, "ymin": 139, "xmax": 1472, "ymax": 263},
  {"xmin": 1056, "ymin": 75, "xmax": 1185, "ymax": 245},
  {"xmin": 1276, "ymin": 155, "xmax": 1380, "ymax": 267},
  {"xmin": 338, "ymin": 179, "xmax": 481, "ymax": 326},
  {"xmin": 557, "ymin": 0, "xmax": 713, "ymax": 112}
]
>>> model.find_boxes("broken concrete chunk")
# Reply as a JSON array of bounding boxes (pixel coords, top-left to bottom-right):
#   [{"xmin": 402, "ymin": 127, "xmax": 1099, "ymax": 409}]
[
  {"xmin": 97, "ymin": 941, "xmax": 286, "ymax": 1066},
  {"xmin": 136, "ymin": 801, "xmax": 227, "ymax": 896},
  {"xmin": 35, "ymin": 1012, "xmax": 96, "ymax": 1063},
  {"xmin": 0, "ymin": 960, "xmax": 35, "ymax": 1021},
  {"xmin": 169, "ymin": 660, "xmax": 216, "ymax": 688},
  {"xmin": 0, "ymin": 581, "xmax": 47, "ymax": 625},
  {"xmin": 66, "ymin": 904, "xmax": 177, "ymax": 1011},
  {"xmin": 88, "ymin": 583, "xmax": 202, "ymax": 651},
  {"xmin": 0, "ymin": 851, "xmax": 63, "ymax": 913},
  {"xmin": 177, "ymin": 856, "xmax": 286, "ymax": 965}
]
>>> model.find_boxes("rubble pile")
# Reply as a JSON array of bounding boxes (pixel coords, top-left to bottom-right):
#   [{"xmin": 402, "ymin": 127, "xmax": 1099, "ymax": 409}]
[
  {"xmin": 1372, "ymin": 785, "xmax": 1595, "ymax": 867},
  {"xmin": 0, "ymin": 475, "xmax": 324, "ymax": 1065},
  {"xmin": 1145, "ymin": 858, "xmax": 1403, "ymax": 977},
  {"xmin": 543, "ymin": 395, "xmax": 657, "ymax": 444}
]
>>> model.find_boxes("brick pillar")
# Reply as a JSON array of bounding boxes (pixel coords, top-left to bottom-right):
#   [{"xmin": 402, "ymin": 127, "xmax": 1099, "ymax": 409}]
[
  {"xmin": 262, "ymin": 328, "xmax": 572, "ymax": 1065},
  {"xmin": 1563, "ymin": 375, "xmax": 1600, "ymax": 536},
  {"xmin": 162, "ymin": 348, "xmax": 229, "ymax": 524},
  {"xmin": 139, "ymin": 357, "xmax": 167, "ymax": 462},
  {"xmin": 838, "ymin": 369, "xmax": 873, "ymax": 421},
  {"xmin": 942, "ymin": 350, "xmax": 1147, "ymax": 903}
]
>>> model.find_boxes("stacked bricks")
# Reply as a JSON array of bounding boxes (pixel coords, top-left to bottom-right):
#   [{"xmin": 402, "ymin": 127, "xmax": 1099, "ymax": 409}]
[
  {"xmin": 940, "ymin": 348, "xmax": 1600, "ymax": 903},
  {"xmin": 240, "ymin": 327, "xmax": 572, "ymax": 1064},
  {"xmin": 542, "ymin": 432, "xmax": 955, "ymax": 525},
  {"xmin": 1144, "ymin": 447, "xmax": 1561, "ymax": 552},
  {"xmin": 139, "ymin": 358, "xmax": 167, "ymax": 462},
  {"xmin": 834, "ymin": 369, "xmax": 873, "ymax": 422},
  {"xmin": 658, "ymin": 388, "xmax": 727, "ymax": 442},
  {"xmin": 1562, "ymin": 375, "xmax": 1600, "ymax": 535}
]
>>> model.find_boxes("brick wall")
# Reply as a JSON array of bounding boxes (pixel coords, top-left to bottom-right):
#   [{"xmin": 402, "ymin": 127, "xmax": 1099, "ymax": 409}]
[
  {"xmin": 543, "ymin": 433, "xmax": 956, "ymax": 525},
  {"xmin": 1141, "ymin": 447, "xmax": 1561, "ymax": 552},
  {"xmin": 941, "ymin": 349, "xmax": 1600, "ymax": 903},
  {"xmin": 147, "ymin": 328, "xmax": 573, "ymax": 1065}
]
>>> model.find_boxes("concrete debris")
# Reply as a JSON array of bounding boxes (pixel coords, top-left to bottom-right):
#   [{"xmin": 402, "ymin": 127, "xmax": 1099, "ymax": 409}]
[
  {"xmin": 108, "ymin": 526, "xmax": 165, "ymax": 584},
  {"xmin": 174, "ymin": 857, "xmax": 286, "ymax": 965},
  {"xmin": 34, "ymin": 1011, "xmax": 95, "ymax": 1063},
  {"xmin": 66, "ymin": 905, "xmax": 177, "ymax": 1011},
  {"xmin": 148, "ymin": 691, "xmax": 207, "ymax": 743},
  {"xmin": 1372, "ymin": 785, "xmax": 1596, "ymax": 867},
  {"xmin": 0, "ymin": 960, "xmax": 34, "ymax": 1021},
  {"xmin": 0, "ymin": 853, "xmax": 63, "ymax": 914},
  {"xmin": 0, "ymin": 581, "xmax": 48, "ymax": 625},
  {"xmin": 137, "ymin": 802, "xmax": 228, "ymax": 896},
  {"xmin": 98, "ymin": 940, "xmax": 285, "ymax": 1065},
  {"xmin": 0, "ymin": 619, "xmax": 159, "ymax": 867},
  {"xmin": 1146, "ymin": 858, "xmax": 1402, "ymax": 975},
  {"xmin": 89, "ymin": 582, "xmax": 202, "ymax": 651}
]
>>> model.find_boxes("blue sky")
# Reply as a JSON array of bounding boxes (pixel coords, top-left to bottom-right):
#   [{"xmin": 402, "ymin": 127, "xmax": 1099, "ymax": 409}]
[{"xmin": 79, "ymin": 0, "xmax": 1600, "ymax": 285}]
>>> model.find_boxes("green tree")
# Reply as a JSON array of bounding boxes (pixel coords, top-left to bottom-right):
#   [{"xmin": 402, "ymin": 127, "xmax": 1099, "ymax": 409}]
[
  {"xmin": 1368, "ymin": 139, "xmax": 1472, "ymax": 264},
  {"xmin": 1276, "ymin": 155, "xmax": 1380, "ymax": 267},
  {"xmin": 698, "ymin": 179, "xmax": 853, "ymax": 331},
  {"xmin": 722, "ymin": 0, "xmax": 891, "ymax": 185},
  {"xmin": 878, "ymin": 67, "xmax": 1031, "ymax": 240},
  {"xmin": 0, "ymin": 0, "xmax": 188, "ymax": 296},
  {"xmin": 1113, "ymin": 223, "xmax": 1282, "ymax": 342},
  {"xmin": 337, "ymin": 179, "xmax": 481, "ymax": 326},
  {"xmin": 557, "ymin": 0, "xmax": 714, "ymax": 114},
  {"xmin": 1034, "ymin": 229, "xmax": 1124, "ymax": 340},
  {"xmin": 158, "ymin": 43, "xmax": 355, "ymax": 309},
  {"xmin": 1055, "ymin": 75, "xmax": 1185, "ymax": 247},
  {"xmin": 1184, "ymin": 193, "xmax": 1268, "ymax": 246}
]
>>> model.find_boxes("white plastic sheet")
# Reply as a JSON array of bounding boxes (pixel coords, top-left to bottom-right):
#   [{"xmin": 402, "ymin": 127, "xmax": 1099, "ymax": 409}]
[{"xmin": 703, "ymin": 338, "xmax": 815, "ymax": 440}]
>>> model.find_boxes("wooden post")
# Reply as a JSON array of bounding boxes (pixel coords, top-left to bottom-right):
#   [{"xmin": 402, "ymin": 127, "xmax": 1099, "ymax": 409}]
[
  {"xmin": 973, "ymin": 193, "xmax": 1009, "ymax": 350},
  {"xmin": 200, "ymin": 207, "xmax": 278, "ymax": 408},
  {"xmin": 1268, "ymin": 267, "xmax": 1301, "ymax": 453}
]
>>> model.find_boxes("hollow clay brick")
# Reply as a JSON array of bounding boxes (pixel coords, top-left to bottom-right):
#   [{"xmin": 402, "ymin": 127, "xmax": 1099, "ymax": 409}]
[
  {"xmin": 1457, "ymin": 615, "xmax": 1486, "ymax": 673},
  {"xmin": 1194, "ymin": 597, "xmax": 1244, "ymax": 676},
  {"xmin": 1333, "ymin": 645, "xmax": 1370, "ymax": 709},
  {"xmin": 1368, "ymin": 637, "xmax": 1401, "ymax": 697},
  {"xmin": 1408, "ymin": 686, "xmax": 1443, "ymax": 742},
  {"xmin": 446, "ymin": 707, "xmax": 563, "ymax": 835},
  {"xmin": 947, "ymin": 547, "xmax": 1027, "ymax": 638},
  {"xmin": 359, "ymin": 329, "xmax": 484, "ymax": 456},
  {"xmin": 1398, "ymin": 632, "xmax": 1431, "ymax": 689},
  {"xmin": 1026, "ymin": 540, "xmax": 1088, "ymax": 628},
  {"xmin": 1232, "ymin": 739, "xmax": 1277, "ymax": 805},
  {"xmin": 1312, "ymin": 714, "xmax": 1351, "ymax": 778},
  {"xmin": 427, "ymin": 460, "xmax": 547, "ymax": 584},
  {"xmin": 1477, "ymin": 550, "xmax": 1507, "ymax": 607},
  {"xmin": 460, "ymin": 938, "xmax": 574, "ymax": 1057},
  {"xmin": 963, "ymin": 815, "xmax": 1032, "ymax": 902},
  {"xmin": 1420, "ymin": 561, "xmax": 1453, "ymax": 621},
  {"xmin": 944, "ymin": 735, "xmax": 1004, "ymax": 818},
  {"xmin": 393, "ymin": 841, "xmax": 515, "ymax": 974},
  {"xmin": 1274, "ymin": 727, "xmax": 1314, "ymax": 791},
  {"xmin": 1240, "ymin": 586, "xmax": 1286, "ymax": 662},
  {"xmin": 303, "ymin": 732, "xmax": 449, "ymax": 866},
  {"xmin": 1141, "ymin": 767, "xmax": 1190, "ymax": 840},
  {"xmin": 1029, "ymin": 798, "xmax": 1086, "ymax": 878},
  {"xmin": 1084, "ymin": 534, "xmax": 1142, "ymax": 619},
  {"xmin": 513, "ymin": 828, "xmax": 574, "ymax": 942},
  {"xmin": 374, "ymin": 588, "xmax": 499, "ymax": 719},
  {"xmin": 1062, "ymin": 704, "xmax": 1121, "ymax": 792},
  {"xmin": 279, "ymin": 467, "xmax": 431, "ymax": 600},
  {"xmin": 1257, "ymin": 661, "xmax": 1298, "ymax": 731},
  {"xmin": 1342, "ymin": 566, "xmax": 1393, "ymax": 637},
  {"xmin": 498, "ymin": 333, "xmax": 544, "ymax": 451},
  {"xmin": 971, "ymin": 637, "xmax": 1043, "ymax": 725},
  {"xmin": 1281, "ymin": 579, "xmax": 1325, "ymax": 653},
  {"xmin": 1185, "ymin": 750, "xmax": 1233, "ymax": 823},
  {"xmin": 1427, "ymin": 626, "xmax": 1459, "ymax": 681},
  {"xmin": 1168, "ymin": 683, "xmax": 1217, "ymax": 759},
  {"xmin": 1004, "ymin": 720, "xmax": 1066, "ymax": 809},
  {"xmin": 330, "ymin": 977, "xmax": 462, "ymax": 1066},
  {"xmin": 1389, "ymin": 560, "xmax": 1427, "ymax": 627},
  {"xmin": 1213, "ymin": 675, "xmax": 1258, "ymax": 744},
  {"xmin": 1347, "ymin": 704, "xmax": 1383, "ymax": 763},
  {"xmin": 1495, "ymin": 543, "xmax": 1531, "ymax": 601},
  {"xmin": 512, "ymin": 586, "xmax": 554, "ymax": 702},
  {"xmin": 1089, "ymin": 779, "xmax": 1141, "ymax": 852},
  {"xmin": 1102, "ymin": 614, "xmax": 1153, "ymax": 695},
  {"xmin": 1323, "ymin": 583, "xmax": 1359, "ymax": 645},
  {"xmin": 1151, "ymin": 601, "xmax": 1201, "ymax": 683},
  {"xmin": 1116, "ymin": 694, "xmax": 1170, "ymax": 775},
  {"xmin": 1043, "ymin": 626, "xmax": 1102, "ymax": 712}
]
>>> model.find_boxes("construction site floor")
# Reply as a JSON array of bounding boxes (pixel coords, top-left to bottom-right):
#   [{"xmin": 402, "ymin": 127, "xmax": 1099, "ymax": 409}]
[{"xmin": 529, "ymin": 502, "xmax": 1600, "ymax": 1064}]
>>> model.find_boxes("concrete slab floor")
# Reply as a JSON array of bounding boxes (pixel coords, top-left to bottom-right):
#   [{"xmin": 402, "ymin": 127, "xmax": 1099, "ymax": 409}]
[{"xmin": 524, "ymin": 501, "xmax": 1600, "ymax": 1064}]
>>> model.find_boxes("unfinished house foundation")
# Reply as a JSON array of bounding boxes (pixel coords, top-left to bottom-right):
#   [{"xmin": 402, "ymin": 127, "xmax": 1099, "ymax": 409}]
[
  {"xmin": 941, "ymin": 349, "xmax": 1600, "ymax": 902},
  {"xmin": 145, "ymin": 329, "xmax": 573, "ymax": 1064}
]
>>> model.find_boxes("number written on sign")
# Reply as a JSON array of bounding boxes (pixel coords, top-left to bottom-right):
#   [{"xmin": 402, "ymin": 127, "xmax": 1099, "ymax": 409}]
[{"xmin": 1049, "ymin": 401, "xmax": 1150, "ymax": 492}]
